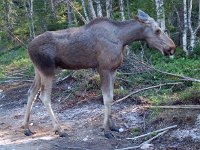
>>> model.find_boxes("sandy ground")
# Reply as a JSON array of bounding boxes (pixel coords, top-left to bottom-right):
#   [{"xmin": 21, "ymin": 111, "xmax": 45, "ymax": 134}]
[{"xmin": 0, "ymin": 81, "xmax": 200, "ymax": 150}]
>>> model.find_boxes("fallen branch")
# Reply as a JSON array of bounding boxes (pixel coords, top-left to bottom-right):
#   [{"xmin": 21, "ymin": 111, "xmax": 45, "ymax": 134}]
[
  {"xmin": 115, "ymin": 145, "xmax": 140, "ymax": 150},
  {"xmin": 116, "ymin": 77, "xmax": 132, "ymax": 83},
  {"xmin": 144, "ymin": 105, "xmax": 200, "ymax": 109},
  {"xmin": 126, "ymin": 125, "xmax": 177, "ymax": 140},
  {"xmin": 116, "ymin": 129, "xmax": 170, "ymax": 150},
  {"xmin": 115, "ymin": 125, "xmax": 173, "ymax": 150},
  {"xmin": 154, "ymin": 68, "xmax": 200, "ymax": 83},
  {"xmin": 140, "ymin": 130, "xmax": 168, "ymax": 147},
  {"xmin": 56, "ymin": 71, "xmax": 75, "ymax": 85},
  {"xmin": 68, "ymin": 0, "xmax": 88, "ymax": 24},
  {"xmin": 120, "ymin": 53, "xmax": 200, "ymax": 83},
  {"xmin": 6, "ymin": 76, "xmax": 23, "ymax": 79},
  {"xmin": 0, "ymin": 79, "xmax": 33, "ymax": 83},
  {"xmin": 7, "ymin": 29, "xmax": 27, "ymax": 49},
  {"xmin": 113, "ymin": 82, "xmax": 182, "ymax": 104}
]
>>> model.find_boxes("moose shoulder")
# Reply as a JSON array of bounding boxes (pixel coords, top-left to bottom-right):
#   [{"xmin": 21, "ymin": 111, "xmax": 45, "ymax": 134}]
[{"xmin": 22, "ymin": 10, "xmax": 176, "ymax": 138}]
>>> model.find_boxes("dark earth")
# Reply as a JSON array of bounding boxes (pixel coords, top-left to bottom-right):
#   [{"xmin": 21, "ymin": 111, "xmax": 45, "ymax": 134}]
[{"xmin": 0, "ymin": 80, "xmax": 200, "ymax": 150}]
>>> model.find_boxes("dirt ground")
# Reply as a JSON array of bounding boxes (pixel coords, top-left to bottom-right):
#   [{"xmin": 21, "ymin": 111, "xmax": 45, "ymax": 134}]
[{"xmin": 0, "ymin": 80, "xmax": 200, "ymax": 150}]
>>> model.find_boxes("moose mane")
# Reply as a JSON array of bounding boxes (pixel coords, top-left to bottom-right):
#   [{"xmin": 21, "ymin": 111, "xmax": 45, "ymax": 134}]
[{"xmin": 85, "ymin": 17, "xmax": 137, "ymax": 28}]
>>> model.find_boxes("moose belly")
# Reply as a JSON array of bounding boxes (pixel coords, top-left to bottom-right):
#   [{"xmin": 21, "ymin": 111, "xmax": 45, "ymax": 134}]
[{"xmin": 55, "ymin": 54, "xmax": 98, "ymax": 70}]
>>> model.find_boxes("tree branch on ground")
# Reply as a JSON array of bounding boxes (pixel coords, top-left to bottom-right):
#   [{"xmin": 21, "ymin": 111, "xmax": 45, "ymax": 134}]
[
  {"xmin": 144, "ymin": 105, "xmax": 200, "ymax": 109},
  {"xmin": 116, "ymin": 125, "xmax": 177, "ymax": 150},
  {"xmin": 126, "ymin": 125, "xmax": 177, "ymax": 140},
  {"xmin": 113, "ymin": 82, "xmax": 183, "ymax": 104},
  {"xmin": 120, "ymin": 53, "xmax": 200, "ymax": 83}
]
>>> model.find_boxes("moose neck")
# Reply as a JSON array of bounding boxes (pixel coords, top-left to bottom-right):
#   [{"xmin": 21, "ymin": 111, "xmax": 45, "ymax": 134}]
[{"xmin": 116, "ymin": 19, "xmax": 146, "ymax": 46}]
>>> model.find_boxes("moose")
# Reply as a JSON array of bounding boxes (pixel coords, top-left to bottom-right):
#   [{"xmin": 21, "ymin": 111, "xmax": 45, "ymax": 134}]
[{"xmin": 22, "ymin": 10, "xmax": 176, "ymax": 138}]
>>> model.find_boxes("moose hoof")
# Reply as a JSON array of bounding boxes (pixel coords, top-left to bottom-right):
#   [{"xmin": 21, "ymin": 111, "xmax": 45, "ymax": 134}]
[
  {"xmin": 104, "ymin": 131, "xmax": 115, "ymax": 139},
  {"xmin": 24, "ymin": 129, "xmax": 35, "ymax": 136},
  {"xmin": 110, "ymin": 126, "xmax": 121, "ymax": 132},
  {"xmin": 59, "ymin": 132, "xmax": 68, "ymax": 137},
  {"xmin": 55, "ymin": 130, "xmax": 68, "ymax": 137}
]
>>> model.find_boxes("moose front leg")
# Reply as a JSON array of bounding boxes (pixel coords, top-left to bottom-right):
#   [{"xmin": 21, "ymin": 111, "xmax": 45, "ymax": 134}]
[{"xmin": 99, "ymin": 69, "xmax": 120, "ymax": 138}]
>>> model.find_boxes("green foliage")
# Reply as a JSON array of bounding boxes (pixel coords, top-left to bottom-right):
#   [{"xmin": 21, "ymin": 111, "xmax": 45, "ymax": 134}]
[
  {"xmin": 151, "ymin": 48, "xmax": 200, "ymax": 79},
  {"xmin": 114, "ymin": 88, "xmax": 129, "ymax": 95},
  {"xmin": 0, "ymin": 0, "xmax": 199, "ymax": 107},
  {"xmin": 128, "ymin": 44, "xmax": 200, "ymax": 105},
  {"xmin": 0, "ymin": 46, "xmax": 33, "ymax": 82},
  {"xmin": 130, "ymin": 127, "xmax": 142, "ymax": 136}
]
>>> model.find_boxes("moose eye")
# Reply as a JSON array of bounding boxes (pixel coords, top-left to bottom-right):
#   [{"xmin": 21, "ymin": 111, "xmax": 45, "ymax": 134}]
[{"xmin": 155, "ymin": 29, "xmax": 161, "ymax": 35}]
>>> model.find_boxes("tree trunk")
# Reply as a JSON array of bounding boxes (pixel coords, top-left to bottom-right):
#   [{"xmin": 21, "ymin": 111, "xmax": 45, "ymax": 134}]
[
  {"xmin": 155, "ymin": 0, "xmax": 166, "ymax": 31},
  {"xmin": 119, "ymin": 0, "xmax": 125, "ymax": 21},
  {"xmin": 182, "ymin": 0, "xmax": 188, "ymax": 54},
  {"xmin": 88, "ymin": 0, "xmax": 96, "ymax": 20},
  {"xmin": 25, "ymin": 0, "xmax": 35, "ymax": 40},
  {"xmin": 198, "ymin": 0, "xmax": 200, "ymax": 26},
  {"xmin": 188, "ymin": 0, "xmax": 200, "ymax": 53},
  {"xmin": 4, "ymin": 0, "xmax": 12, "ymax": 30},
  {"xmin": 188, "ymin": 0, "xmax": 194, "ymax": 53},
  {"xmin": 41, "ymin": 1, "xmax": 47, "ymax": 32},
  {"xmin": 67, "ymin": 1, "xmax": 73, "ymax": 26},
  {"xmin": 50, "ymin": 0, "xmax": 57, "ymax": 19},
  {"xmin": 126, "ymin": 0, "xmax": 131, "ymax": 19},
  {"xmin": 96, "ymin": 0, "xmax": 103, "ymax": 17},
  {"xmin": 81, "ymin": 0, "xmax": 89, "ymax": 22},
  {"xmin": 106, "ymin": 0, "xmax": 112, "ymax": 18},
  {"xmin": 3, "ymin": 0, "xmax": 13, "ymax": 40}
]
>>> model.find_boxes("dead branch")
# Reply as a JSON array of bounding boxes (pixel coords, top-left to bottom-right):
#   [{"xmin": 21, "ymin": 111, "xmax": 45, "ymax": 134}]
[
  {"xmin": 68, "ymin": 0, "xmax": 88, "ymax": 24},
  {"xmin": 6, "ymin": 76, "xmax": 23, "ymax": 79},
  {"xmin": 113, "ymin": 82, "xmax": 182, "ymax": 104},
  {"xmin": 116, "ymin": 77, "xmax": 132, "ymax": 83},
  {"xmin": 7, "ymin": 29, "xmax": 27, "ymax": 48},
  {"xmin": 144, "ymin": 105, "xmax": 200, "ymax": 109},
  {"xmin": 126, "ymin": 125, "xmax": 177, "ymax": 140},
  {"xmin": 0, "ymin": 79, "xmax": 33, "ymax": 83},
  {"xmin": 56, "ymin": 71, "xmax": 75, "ymax": 85},
  {"xmin": 154, "ymin": 68, "xmax": 200, "ymax": 83},
  {"xmin": 120, "ymin": 53, "xmax": 200, "ymax": 83},
  {"xmin": 115, "ymin": 145, "xmax": 140, "ymax": 150},
  {"xmin": 140, "ymin": 130, "xmax": 168, "ymax": 146},
  {"xmin": 116, "ymin": 130, "xmax": 169, "ymax": 150}
]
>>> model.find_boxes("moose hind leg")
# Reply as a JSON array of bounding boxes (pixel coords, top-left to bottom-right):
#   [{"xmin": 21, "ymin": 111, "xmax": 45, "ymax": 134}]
[
  {"xmin": 23, "ymin": 70, "xmax": 41, "ymax": 136},
  {"xmin": 99, "ymin": 70, "xmax": 119, "ymax": 138},
  {"xmin": 39, "ymin": 75, "xmax": 67, "ymax": 137}
]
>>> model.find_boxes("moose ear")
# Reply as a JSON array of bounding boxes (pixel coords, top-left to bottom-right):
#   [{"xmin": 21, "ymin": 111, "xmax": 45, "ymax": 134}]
[{"xmin": 137, "ymin": 9, "xmax": 151, "ymax": 22}]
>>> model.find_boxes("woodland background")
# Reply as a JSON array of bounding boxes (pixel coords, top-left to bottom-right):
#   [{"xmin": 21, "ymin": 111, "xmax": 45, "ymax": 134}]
[
  {"xmin": 1, "ymin": 1, "xmax": 200, "ymax": 149},
  {"xmin": 0, "ymin": 0, "xmax": 200, "ymax": 105}
]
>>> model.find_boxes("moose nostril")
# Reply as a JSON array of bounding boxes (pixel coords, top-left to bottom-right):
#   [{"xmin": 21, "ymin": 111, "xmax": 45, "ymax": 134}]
[
  {"xmin": 170, "ymin": 48, "xmax": 176, "ymax": 55},
  {"xmin": 169, "ymin": 50, "xmax": 173, "ymax": 55}
]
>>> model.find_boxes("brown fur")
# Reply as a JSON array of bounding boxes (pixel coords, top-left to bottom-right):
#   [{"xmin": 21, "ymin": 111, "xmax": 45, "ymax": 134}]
[{"xmin": 23, "ymin": 16, "xmax": 176, "ymax": 138}]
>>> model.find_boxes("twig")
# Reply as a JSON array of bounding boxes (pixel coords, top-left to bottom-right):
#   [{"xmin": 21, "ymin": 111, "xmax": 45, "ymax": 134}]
[
  {"xmin": 56, "ymin": 71, "xmax": 75, "ymax": 85},
  {"xmin": 116, "ymin": 130, "xmax": 170, "ymax": 150},
  {"xmin": 7, "ymin": 29, "xmax": 27, "ymax": 49},
  {"xmin": 6, "ymin": 76, "xmax": 23, "ymax": 79},
  {"xmin": 113, "ymin": 82, "xmax": 182, "ymax": 104},
  {"xmin": 115, "ymin": 145, "xmax": 140, "ymax": 150},
  {"xmin": 126, "ymin": 125, "xmax": 177, "ymax": 140},
  {"xmin": 116, "ymin": 77, "xmax": 132, "ymax": 83},
  {"xmin": 56, "ymin": 75, "xmax": 71, "ymax": 85},
  {"xmin": 68, "ymin": 0, "xmax": 88, "ymax": 24},
  {"xmin": 140, "ymin": 130, "xmax": 168, "ymax": 145},
  {"xmin": 120, "ymin": 53, "xmax": 200, "ymax": 83},
  {"xmin": 0, "ymin": 79, "xmax": 33, "ymax": 83},
  {"xmin": 144, "ymin": 105, "xmax": 200, "ymax": 109},
  {"xmin": 154, "ymin": 68, "xmax": 200, "ymax": 83},
  {"xmin": 67, "ymin": 147, "xmax": 83, "ymax": 150},
  {"xmin": 65, "ymin": 92, "xmax": 72, "ymax": 100}
]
